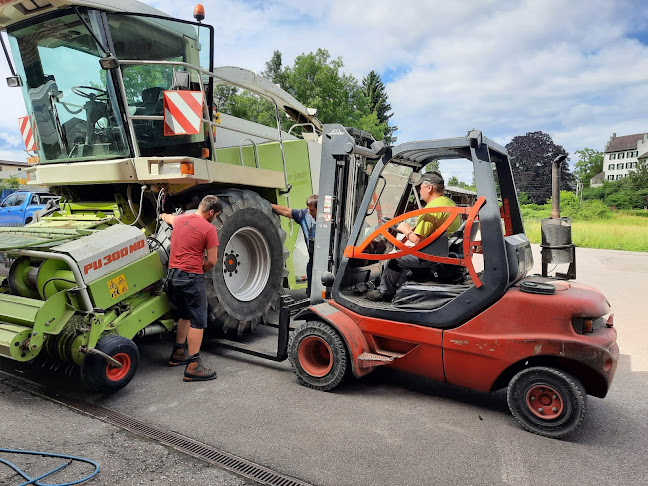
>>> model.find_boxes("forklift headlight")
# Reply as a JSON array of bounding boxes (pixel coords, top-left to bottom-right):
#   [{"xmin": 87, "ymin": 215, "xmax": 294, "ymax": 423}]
[
  {"xmin": 572, "ymin": 315, "xmax": 608, "ymax": 334},
  {"xmin": 6, "ymin": 75, "xmax": 22, "ymax": 87}
]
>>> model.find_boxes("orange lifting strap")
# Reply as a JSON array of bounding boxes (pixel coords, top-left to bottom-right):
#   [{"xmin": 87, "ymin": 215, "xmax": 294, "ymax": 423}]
[{"xmin": 344, "ymin": 196, "xmax": 486, "ymax": 288}]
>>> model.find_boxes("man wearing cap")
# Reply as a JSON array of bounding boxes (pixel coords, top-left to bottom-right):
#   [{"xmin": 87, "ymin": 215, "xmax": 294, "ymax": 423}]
[{"xmin": 367, "ymin": 172, "xmax": 461, "ymax": 301}]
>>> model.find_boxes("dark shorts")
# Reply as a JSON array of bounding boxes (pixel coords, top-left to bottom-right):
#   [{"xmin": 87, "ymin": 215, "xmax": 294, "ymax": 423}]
[{"xmin": 167, "ymin": 269, "xmax": 208, "ymax": 329}]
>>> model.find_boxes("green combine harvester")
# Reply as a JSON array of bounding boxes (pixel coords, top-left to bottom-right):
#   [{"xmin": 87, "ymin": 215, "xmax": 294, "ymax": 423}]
[{"xmin": 0, "ymin": 0, "xmax": 327, "ymax": 392}]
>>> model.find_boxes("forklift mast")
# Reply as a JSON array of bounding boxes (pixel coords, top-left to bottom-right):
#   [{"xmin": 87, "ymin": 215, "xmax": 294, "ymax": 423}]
[{"xmin": 311, "ymin": 124, "xmax": 385, "ymax": 300}]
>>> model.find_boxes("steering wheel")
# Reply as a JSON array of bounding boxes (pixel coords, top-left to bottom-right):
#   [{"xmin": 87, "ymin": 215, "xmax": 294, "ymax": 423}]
[
  {"xmin": 71, "ymin": 86, "xmax": 108, "ymax": 101},
  {"xmin": 381, "ymin": 216, "xmax": 398, "ymax": 237}
]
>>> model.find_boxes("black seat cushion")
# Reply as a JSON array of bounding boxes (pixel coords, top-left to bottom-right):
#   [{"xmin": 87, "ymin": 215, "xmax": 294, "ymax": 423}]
[{"xmin": 392, "ymin": 282, "xmax": 472, "ymax": 310}]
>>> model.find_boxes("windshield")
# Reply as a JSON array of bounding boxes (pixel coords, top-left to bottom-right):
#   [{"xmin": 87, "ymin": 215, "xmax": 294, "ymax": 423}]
[
  {"xmin": 363, "ymin": 163, "xmax": 413, "ymax": 236},
  {"xmin": 107, "ymin": 14, "xmax": 213, "ymax": 157},
  {"xmin": 8, "ymin": 10, "xmax": 129, "ymax": 163}
]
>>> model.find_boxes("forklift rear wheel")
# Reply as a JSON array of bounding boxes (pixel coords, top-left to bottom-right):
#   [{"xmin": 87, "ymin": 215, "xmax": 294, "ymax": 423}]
[
  {"xmin": 289, "ymin": 321, "xmax": 349, "ymax": 391},
  {"xmin": 507, "ymin": 366, "xmax": 586, "ymax": 438},
  {"xmin": 80, "ymin": 335, "xmax": 140, "ymax": 394}
]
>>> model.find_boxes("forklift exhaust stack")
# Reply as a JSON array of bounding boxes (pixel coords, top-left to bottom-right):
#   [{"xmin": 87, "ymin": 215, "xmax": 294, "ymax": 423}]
[{"xmin": 541, "ymin": 154, "xmax": 576, "ymax": 279}]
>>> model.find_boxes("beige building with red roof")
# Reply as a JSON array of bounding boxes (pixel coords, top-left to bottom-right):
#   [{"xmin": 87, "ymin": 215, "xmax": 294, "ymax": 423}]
[{"xmin": 603, "ymin": 132, "xmax": 648, "ymax": 181}]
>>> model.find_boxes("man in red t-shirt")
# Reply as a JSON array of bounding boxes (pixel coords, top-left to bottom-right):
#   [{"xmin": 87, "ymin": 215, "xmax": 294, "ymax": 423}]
[{"xmin": 160, "ymin": 195, "xmax": 222, "ymax": 382}]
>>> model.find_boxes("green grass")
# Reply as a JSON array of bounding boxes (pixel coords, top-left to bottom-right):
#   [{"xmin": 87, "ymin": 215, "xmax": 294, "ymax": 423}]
[{"xmin": 524, "ymin": 213, "xmax": 648, "ymax": 252}]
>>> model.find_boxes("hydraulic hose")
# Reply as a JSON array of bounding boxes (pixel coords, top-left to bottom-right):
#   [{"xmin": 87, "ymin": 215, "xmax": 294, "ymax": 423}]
[{"xmin": 0, "ymin": 448, "xmax": 99, "ymax": 486}]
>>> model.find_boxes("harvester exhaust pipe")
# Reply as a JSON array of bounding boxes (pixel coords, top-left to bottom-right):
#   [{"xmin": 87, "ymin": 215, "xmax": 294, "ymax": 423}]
[
  {"xmin": 541, "ymin": 154, "xmax": 576, "ymax": 279},
  {"xmin": 551, "ymin": 154, "xmax": 567, "ymax": 219}
]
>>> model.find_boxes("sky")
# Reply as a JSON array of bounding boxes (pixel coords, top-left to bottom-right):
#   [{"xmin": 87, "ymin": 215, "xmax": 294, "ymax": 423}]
[{"xmin": 1, "ymin": 0, "xmax": 647, "ymax": 183}]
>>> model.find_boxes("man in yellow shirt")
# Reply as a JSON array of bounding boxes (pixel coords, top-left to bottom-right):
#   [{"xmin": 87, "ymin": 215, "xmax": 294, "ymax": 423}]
[{"xmin": 367, "ymin": 172, "xmax": 460, "ymax": 301}]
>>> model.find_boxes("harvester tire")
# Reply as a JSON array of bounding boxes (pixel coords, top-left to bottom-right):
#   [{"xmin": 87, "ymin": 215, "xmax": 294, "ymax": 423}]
[
  {"xmin": 80, "ymin": 335, "xmax": 140, "ymax": 394},
  {"xmin": 289, "ymin": 320, "xmax": 350, "ymax": 391},
  {"xmin": 206, "ymin": 190, "xmax": 288, "ymax": 336}
]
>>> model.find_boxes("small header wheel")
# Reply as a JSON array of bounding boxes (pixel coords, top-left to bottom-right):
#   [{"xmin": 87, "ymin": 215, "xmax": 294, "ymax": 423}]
[
  {"xmin": 81, "ymin": 335, "xmax": 139, "ymax": 394},
  {"xmin": 507, "ymin": 366, "xmax": 586, "ymax": 438},
  {"xmin": 289, "ymin": 321, "xmax": 349, "ymax": 391}
]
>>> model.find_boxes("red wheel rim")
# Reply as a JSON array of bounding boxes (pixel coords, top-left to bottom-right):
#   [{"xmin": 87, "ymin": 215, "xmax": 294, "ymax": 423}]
[
  {"xmin": 526, "ymin": 384, "xmax": 564, "ymax": 420},
  {"xmin": 106, "ymin": 353, "xmax": 131, "ymax": 382},
  {"xmin": 298, "ymin": 336, "xmax": 333, "ymax": 378}
]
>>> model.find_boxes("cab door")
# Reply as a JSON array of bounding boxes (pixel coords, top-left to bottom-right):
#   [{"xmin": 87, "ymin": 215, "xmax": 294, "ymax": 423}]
[{"xmin": 0, "ymin": 194, "xmax": 18, "ymax": 226}]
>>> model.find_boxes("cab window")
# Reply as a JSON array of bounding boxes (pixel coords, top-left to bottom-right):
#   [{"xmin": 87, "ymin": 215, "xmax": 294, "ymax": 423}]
[
  {"xmin": 2, "ymin": 195, "xmax": 18, "ymax": 207},
  {"xmin": 107, "ymin": 14, "xmax": 213, "ymax": 157}
]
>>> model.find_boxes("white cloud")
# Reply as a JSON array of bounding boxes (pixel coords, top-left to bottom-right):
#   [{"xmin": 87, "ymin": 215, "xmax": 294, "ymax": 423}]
[
  {"xmin": 1, "ymin": 0, "xmax": 647, "ymax": 180},
  {"xmin": 0, "ymin": 132, "xmax": 21, "ymax": 147},
  {"xmin": 0, "ymin": 147, "xmax": 27, "ymax": 162}
]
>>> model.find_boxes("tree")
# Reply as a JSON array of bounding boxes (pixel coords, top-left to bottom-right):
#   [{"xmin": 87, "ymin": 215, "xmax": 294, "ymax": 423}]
[
  {"xmin": 517, "ymin": 192, "xmax": 531, "ymax": 205},
  {"xmin": 506, "ymin": 131, "xmax": 573, "ymax": 204},
  {"xmin": 0, "ymin": 175, "xmax": 21, "ymax": 190},
  {"xmin": 262, "ymin": 50, "xmax": 286, "ymax": 87},
  {"xmin": 574, "ymin": 148, "xmax": 604, "ymax": 187},
  {"xmin": 361, "ymin": 70, "xmax": 397, "ymax": 144},
  {"xmin": 217, "ymin": 49, "xmax": 387, "ymax": 140},
  {"xmin": 448, "ymin": 176, "xmax": 459, "ymax": 186},
  {"xmin": 629, "ymin": 158, "xmax": 648, "ymax": 189},
  {"xmin": 424, "ymin": 160, "xmax": 440, "ymax": 174}
]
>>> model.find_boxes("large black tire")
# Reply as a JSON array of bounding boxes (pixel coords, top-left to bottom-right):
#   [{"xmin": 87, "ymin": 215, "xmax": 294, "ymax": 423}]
[
  {"xmin": 507, "ymin": 366, "xmax": 586, "ymax": 438},
  {"xmin": 206, "ymin": 190, "xmax": 288, "ymax": 336},
  {"xmin": 152, "ymin": 190, "xmax": 288, "ymax": 336},
  {"xmin": 80, "ymin": 335, "xmax": 140, "ymax": 394},
  {"xmin": 288, "ymin": 320, "xmax": 349, "ymax": 391}
]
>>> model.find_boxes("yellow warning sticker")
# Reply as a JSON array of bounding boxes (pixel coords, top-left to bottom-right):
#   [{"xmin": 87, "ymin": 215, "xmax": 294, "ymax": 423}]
[{"xmin": 108, "ymin": 274, "xmax": 129, "ymax": 299}]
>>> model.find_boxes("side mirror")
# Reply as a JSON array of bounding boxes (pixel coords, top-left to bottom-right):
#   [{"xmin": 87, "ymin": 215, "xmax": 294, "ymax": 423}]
[
  {"xmin": 171, "ymin": 71, "xmax": 190, "ymax": 90},
  {"xmin": 6, "ymin": 75, "xmax": 22, "ymax": 87},
  {"xmin": 99, "ymin": 56, "xmax": 119, "ymax": 70}
]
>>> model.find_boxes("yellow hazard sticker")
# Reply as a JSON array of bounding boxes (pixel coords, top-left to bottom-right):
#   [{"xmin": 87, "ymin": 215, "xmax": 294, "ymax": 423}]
[{"xmin": 108, "ymin": 274, "xmax": 129, "ymax": 299}]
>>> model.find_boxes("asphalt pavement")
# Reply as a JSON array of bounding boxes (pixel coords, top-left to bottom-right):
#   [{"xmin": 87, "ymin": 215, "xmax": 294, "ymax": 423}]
[{"xmin": 1, "ymin": 244, "xmax": 647, "ymax": 485}]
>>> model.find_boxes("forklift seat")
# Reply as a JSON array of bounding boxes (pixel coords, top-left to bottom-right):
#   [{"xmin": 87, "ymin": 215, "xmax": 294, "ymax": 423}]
[{"xmin": 392, "ymin": 282, "xmax": 472, "ymax": 310}]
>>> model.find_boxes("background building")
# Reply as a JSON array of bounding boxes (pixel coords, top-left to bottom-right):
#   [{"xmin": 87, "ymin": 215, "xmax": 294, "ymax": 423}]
[{"xmin": 603, "ymin": 133, "xmax": 648, "ymax": 181}]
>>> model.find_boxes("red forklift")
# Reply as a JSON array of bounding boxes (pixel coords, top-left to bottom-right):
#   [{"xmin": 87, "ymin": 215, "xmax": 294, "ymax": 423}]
[{"xmin": 286, "ymin": 126, "xmax": 618, "ymax": 438}]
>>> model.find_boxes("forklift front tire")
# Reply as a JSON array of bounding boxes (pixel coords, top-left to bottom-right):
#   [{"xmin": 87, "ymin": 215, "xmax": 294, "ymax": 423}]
[
  {"xmin": 289, "ymin": 321, "xmax": 349, "ymax": 391},
  {"xmin": 507, "ymin": 366, "xmax": 586, "ymax": 439},
  {"xmin": 80, "ymin": 335, "xmax": 140, "ymax": 394}
]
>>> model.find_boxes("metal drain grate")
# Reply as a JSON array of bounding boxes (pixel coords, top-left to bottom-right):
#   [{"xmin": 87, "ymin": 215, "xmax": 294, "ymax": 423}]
[{"xmin": 1, "ymin": 372, "xmax": 314, "ymax": 486}]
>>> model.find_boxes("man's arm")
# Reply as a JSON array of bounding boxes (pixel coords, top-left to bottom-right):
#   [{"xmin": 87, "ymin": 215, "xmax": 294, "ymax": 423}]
[
  {"xmin": 204, "ymin": 246, "xmax": 218, "ymax": 273},
  {"xmin": 159, "ymin": 213, "xmax": 175, "ymax": 225},
  {"xmin": 271, "ymin": 204, "xmax": 294, "ymax": 219},
  {"xmin": 396, "ymin": 221, "xmax": 422, "ymax": 244}
]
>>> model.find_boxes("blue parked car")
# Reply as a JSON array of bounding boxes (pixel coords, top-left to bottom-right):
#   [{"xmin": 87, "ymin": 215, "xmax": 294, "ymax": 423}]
[{"xmin": 0, "ymin": 190, "xmax": 60, "ymax": 227}]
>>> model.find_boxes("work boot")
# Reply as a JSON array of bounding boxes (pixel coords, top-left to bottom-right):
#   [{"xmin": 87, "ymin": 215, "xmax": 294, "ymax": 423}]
[
  {"xmin": 168, "ymin": 343, "xmax": 192, "ymax": 367},
  {"xmin": 366, "ymin": 289, "xmax": 393, "ymax": 302},
  {"xmin": 183, "ymin": 355, "xmax": 217, "ymax": 382}
]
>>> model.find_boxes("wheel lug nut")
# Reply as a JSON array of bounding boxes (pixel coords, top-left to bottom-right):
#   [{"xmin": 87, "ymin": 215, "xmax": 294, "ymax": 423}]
[
  {"xmin": 530, "ymin": 396, "xmax": 535, "ymax": 401},
  {"xmin": 538, "ymin": 408, "xmax": 544, "ymax": 413},
  {"xmin": 552, "ymin": 407, "xmax": 558, "ymax": 412},
  {"xmin": 553, "ymin": 394, "xmax": 557, "ymax": 399}
]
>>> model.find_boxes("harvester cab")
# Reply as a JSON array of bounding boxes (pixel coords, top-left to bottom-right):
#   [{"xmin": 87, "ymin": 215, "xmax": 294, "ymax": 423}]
[
  {"xmin": 289, "ymin": 125, "xmax": 618, "ymax": 439},
  {"xmin": 0, "ymin": 0, "xmax": 326, "ymax": 392}
]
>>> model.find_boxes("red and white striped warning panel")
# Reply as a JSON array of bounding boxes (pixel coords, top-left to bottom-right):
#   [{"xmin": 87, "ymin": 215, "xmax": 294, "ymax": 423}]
[
  {"xmin": 18, "ymin": 115, "xmax": 37, "ymax": 151},
  {"xmin": 163, "ymin": 91, "xmax": 204, "ymax": 136}
]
